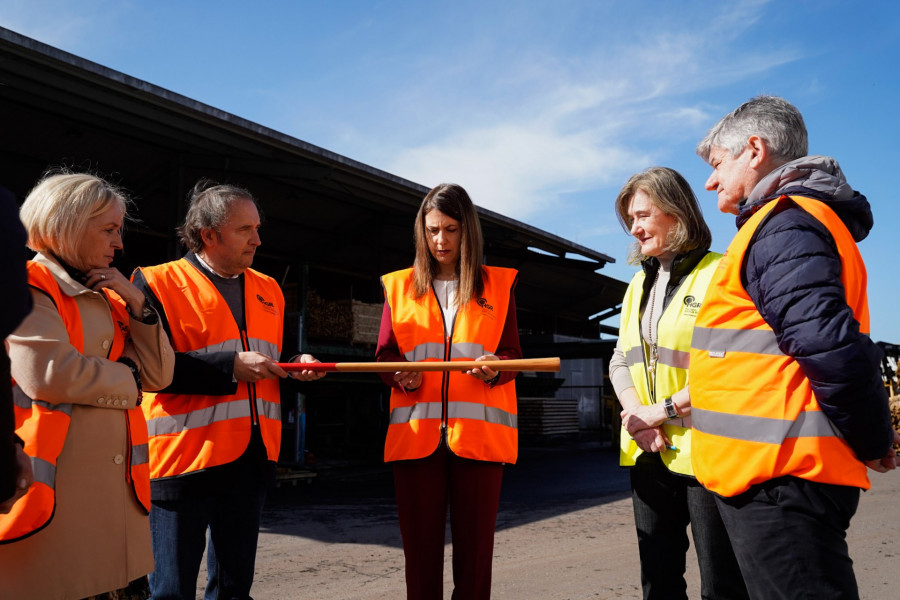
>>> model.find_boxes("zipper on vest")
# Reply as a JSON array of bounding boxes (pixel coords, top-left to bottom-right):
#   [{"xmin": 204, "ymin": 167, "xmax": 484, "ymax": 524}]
[
  {"xmin": 441, "ymin": 309, "xmax": 459, "ymax": 440},
  {"xmin": 433, "ymin": 284, "xmax": 456, "ymax": 437},
  {"xmin": 240, "ymin": 329, "xmax": 260, "ymax": 426}
]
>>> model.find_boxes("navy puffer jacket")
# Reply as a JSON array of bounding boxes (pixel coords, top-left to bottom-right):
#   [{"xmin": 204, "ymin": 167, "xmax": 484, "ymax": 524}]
[{"xmin": 736, "ymin": 155, "xmax": 893, "ymax": 462}]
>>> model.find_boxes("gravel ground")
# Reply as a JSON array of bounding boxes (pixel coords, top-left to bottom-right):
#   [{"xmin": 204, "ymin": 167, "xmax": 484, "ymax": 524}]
[{"xmin": 198, "ymin": 441, "xmax": 900, "ymax": 599}]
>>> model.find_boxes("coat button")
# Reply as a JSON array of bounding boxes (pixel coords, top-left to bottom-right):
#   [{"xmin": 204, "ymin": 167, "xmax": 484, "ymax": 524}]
[
  {"xmin": 114, "ymin": 455, "xmax": 124, "ymax": 464},
  {"xmin": 102, "ymin": 340, "xmax": 111, "ymax": 350},
  {"xmin": 97, "ymin": 398, "xmax": 105, "ymax": 404}
]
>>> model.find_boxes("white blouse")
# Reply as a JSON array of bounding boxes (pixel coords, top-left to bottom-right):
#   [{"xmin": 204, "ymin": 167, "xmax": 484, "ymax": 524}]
[{"xmin": 432, "ymin": 279, "xmax": 459, "ymax": 336}]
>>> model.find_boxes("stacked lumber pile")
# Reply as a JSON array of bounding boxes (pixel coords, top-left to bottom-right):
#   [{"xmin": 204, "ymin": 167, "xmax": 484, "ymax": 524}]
[
  {"xmin": 518, "ymin": 397, "xmax": 579, "ymax": 437},
  {"xmin": 351, "ymin": 300, "xmax": 382, "ymax": 345},
  {"xmin": 305, "ymin": 291, "xmax": 382, "ymax": 345},
  {"xmin": 306, "ymin": 291, "xmax": 352, "ymax": 342},
  {"xmin": 891, "ymin": 395, "xmax": 900, "ymax": 452}
]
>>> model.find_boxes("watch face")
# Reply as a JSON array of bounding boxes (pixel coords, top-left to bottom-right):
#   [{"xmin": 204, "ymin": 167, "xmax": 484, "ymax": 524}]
[{"xmin": 665, "ymin": 399, "xmax": 676, "ymax": 418}]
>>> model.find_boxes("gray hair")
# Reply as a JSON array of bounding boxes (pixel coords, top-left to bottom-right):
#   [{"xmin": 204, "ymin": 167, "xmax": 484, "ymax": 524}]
[
  {"xmin": 19, "ymin": 171, "xmax": 129, "ymax": 267},
  {"xmin": 696, "ymin": 95, "xmax": 808, "ymax": 165},
  {"xmin": 177, "ymin": 180, "xmax": 259, "ymax": 253}
]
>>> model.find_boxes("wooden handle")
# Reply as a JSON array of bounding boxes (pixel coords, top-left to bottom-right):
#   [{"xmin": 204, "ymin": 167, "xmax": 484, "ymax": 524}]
[{"xmin": 277, "ymin": 357, "xmax": 561, "ymax": 373}]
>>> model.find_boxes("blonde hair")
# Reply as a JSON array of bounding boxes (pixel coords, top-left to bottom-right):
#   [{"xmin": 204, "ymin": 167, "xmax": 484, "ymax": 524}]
[
  {"xmin": 615, "ymin": 167, "xmax": 711, "ymax": 265},
  {"xmin": 19, "ymin": 171, "xmax": 129, "ymax": 267}
]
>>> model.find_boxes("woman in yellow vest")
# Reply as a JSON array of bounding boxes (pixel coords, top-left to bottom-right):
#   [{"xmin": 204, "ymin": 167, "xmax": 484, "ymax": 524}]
[
  {"xmin": 609, "ymin": 167, "xmax": 747, "ymax": 600},
  {"xmin": 0, "ymin": 172, "xmax": 174, "ymax": 600},
  {"xmin": 376, "ymin": 183, "xmax": 522, "ymax": 600}
]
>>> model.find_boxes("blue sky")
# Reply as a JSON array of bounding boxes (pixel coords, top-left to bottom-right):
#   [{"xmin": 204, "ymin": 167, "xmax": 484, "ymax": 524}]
[{"xmin": 4, "ymin": 0, "xmax": 900, "ymax": 344}]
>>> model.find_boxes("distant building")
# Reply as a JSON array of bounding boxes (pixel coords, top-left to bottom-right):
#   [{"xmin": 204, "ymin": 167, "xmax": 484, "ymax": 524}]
[{"xmin": 0, "ymin": 27, "xmax": 628, "ymax": 463}]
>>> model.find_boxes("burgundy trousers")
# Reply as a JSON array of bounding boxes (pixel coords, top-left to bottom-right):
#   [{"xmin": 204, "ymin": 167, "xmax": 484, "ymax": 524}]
[{"xmin": 392, "ymin": 444, "xmax": 504, "ymax": 600}]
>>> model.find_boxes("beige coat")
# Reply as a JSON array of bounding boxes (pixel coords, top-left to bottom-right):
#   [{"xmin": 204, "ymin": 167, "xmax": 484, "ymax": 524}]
[{"xmin": 0, "ymin": 253, "xmax": 174, "ymax": 600}]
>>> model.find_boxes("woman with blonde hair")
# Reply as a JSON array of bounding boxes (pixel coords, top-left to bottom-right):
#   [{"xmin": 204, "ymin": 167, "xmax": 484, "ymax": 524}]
[
  {"xmin": 609, "ymin": 167, "xmax": 747, "ymax": 600},
  {"xmin": 0, "ymin": 171, "xmax": 174, "ymax": 600}
]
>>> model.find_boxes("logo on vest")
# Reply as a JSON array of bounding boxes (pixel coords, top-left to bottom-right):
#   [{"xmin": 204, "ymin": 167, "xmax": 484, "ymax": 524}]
[
  {"xmin": 256, "ymin": 294, "xmax": 277, "ymax": 315},
  {"xmin": 477, "ymin": 297, "xmax": 496, "ymax": 320},
  {"xmin": 683, "ymin": 295, "xmax": 702, "ymax": 318}
]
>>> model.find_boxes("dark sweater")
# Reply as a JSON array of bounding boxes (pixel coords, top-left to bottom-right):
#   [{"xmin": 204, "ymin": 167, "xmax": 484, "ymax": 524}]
[{"xmin": 132, "ymin": 253, "xmax": 273, "ymax": 500}]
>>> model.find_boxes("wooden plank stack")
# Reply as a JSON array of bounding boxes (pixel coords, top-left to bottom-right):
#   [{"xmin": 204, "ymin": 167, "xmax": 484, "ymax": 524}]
[
  {"xmin": 351, "ymin": 300, "xmax": 382, "ymax": 345},
  {"xmin": 305, "ymin": 291, "xmax": 382, "ymax": 345},
  {"xmin": 306, "ymin": 291, "xmax": 353, "ymax": 341},
  {"xmin": 518, "ymin": 397, "xmax": 579, "ymax": 437},
  {"xmin": 890, "ymin": 395, "xmax": 900, "ymax": 453}
]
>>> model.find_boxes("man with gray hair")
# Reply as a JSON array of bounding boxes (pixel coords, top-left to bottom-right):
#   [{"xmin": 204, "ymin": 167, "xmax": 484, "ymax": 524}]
[
  {"xmin": 132, "ymin": 180, "xmax": 323, "ymax": 600},
  {"xmin": 688, "ymin": 95, "xmax": 898, "ymax": 598}
]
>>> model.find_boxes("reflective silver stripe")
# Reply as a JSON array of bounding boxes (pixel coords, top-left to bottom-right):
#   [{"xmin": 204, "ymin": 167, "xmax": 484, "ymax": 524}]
[
  {"xmin": 692, "ymin": 326, "xmax": 784, "ymax": 356},
  {"xmin": 30, "ymin": 456, "xmax": 55, "ymax": 488},
  {"xmin": 187, "ymin": 337, "xmax": 279, "ymax": 360},
  {"xmin": 389, "ymin": 401, "xmax": 517, "ymax": 429},
  {"xmin": 30, "ymin": 400, "xmax": 73, "ymax": 416},
  {"xmin": 132, "ymin": 443, "xmax": 149, "ymax": 466},
  {"xmin": 448, "ymin": 401, "xmax": 517, "ymax": 429},
  {"xmin": 404, "ymin": 341, "xmax": 487, "ymax": 362},
  {"xmin": 623, "ymin": 345, "xmax": 687, "ymax": 369},
  {"xmin": 256, "ymin": 397, "xmax": 282, "ymax": 422},
  {"xmin": 390, "ymin": 402, "xmax": 443, "ymax": 424},
  {"xmin": 189, "ymin": 338, "xmax": 243, "ymax": 355},
  {"xmin": 12, "ymin": 387, "xmax": 74, "ymax": 416},
  {"xmin": 657, "ymin": 347, "xmax": 690, "ymax": 369},
  {"xmin": 246, "ymin": 337, "xmax": 280, "ymax": 360},
  {"xmin": 449, "ymin": 342, "xmax": 486, "ymax": 360},
  {"xmin": 623, "ymin": 345, "xmax": 643, "ymax": 368},
  {"xmin": 693, "ymin": 407, "xmax": 841, "ymax": 444},
  {"xmin": 404, "ymin": 342, "xmax": 445, "ymax": 362},
  {"xmin": 146, "ymin": 398, "xmax": 252, "ymax": 436},
  {"xmin": 12, "ymin": 387, "xmax": 32, "ymax": 410}
]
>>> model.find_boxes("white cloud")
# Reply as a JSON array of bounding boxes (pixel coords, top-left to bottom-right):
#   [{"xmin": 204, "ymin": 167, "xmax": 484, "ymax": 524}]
[
  {"xmin": 388, "ymin": 122, "xmax": 650, "ymax": 220},
  {"xmin": 374, "ymin": 0, "xmax": 807, "ymax": 231}
]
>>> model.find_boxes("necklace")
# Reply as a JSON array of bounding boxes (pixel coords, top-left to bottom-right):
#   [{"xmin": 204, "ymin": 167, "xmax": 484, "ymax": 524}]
[{"xmin": 646, "ymin": 270, "xmax": 661, "ymax": 376}]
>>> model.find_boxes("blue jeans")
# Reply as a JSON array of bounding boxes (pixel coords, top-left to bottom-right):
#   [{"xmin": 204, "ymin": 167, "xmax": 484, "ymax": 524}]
[
  {"xmin": 630, "ymin": 452, "xmax": 748, "ymax": 600},
  {"xmin": 715, "ymin": 476, "xmax": 860, "ymax": 600},
  {"xmin": 148, "ymin": 483, "xmax": 268, "ymax": 600}
]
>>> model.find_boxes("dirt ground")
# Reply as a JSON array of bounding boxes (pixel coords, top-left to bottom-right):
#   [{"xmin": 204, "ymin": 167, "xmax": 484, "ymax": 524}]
[{"xmin": 200, "ymin": 442, "xmax": 900, "ymax": 599}]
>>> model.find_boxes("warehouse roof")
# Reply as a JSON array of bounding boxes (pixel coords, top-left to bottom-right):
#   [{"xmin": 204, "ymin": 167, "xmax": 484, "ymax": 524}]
[{"xmin": 0, "ymin": 27, "xmax": 625, "ymax": 335}]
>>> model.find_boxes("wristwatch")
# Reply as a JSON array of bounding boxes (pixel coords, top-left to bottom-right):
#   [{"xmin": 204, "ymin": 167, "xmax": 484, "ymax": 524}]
[
  {"xmin": 127, "ymin": 299, "xmax": 158, "ymax": 324},
  {"xmin": 663, "ymin": 397, "xmax": 679, "ymax": 419}
]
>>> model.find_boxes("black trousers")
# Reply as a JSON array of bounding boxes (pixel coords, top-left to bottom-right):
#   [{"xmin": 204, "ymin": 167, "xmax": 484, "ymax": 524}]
[
  {"xmin": 715, "ymin": 476, "xmax": 861, "ymax": 600},
  {"xmin": 630, "ymin": 452, "xmax": 748, "ymax": 600}
]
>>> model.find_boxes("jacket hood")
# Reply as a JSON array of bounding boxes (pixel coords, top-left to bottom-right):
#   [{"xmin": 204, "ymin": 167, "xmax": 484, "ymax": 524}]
[{"xmin": 739, "ymin": 155, "xmax": 873, "ymax": 242}]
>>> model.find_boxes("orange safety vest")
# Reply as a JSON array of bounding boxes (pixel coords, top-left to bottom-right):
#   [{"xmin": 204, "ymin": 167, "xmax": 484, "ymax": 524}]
[
  {"xmin": 690, "ymin": 196, "xmax": 871, "ymax": 497},
  {"xmin": 0, "ymin": 261, "xmax": 150, "ymax": 544},
  {"xmin": 136, "ymin": 259, "xmax": 284, "ymax": 480},
  {"xmin": 381, "ymin": 266, "xmax": 519, "ymax": 464}
]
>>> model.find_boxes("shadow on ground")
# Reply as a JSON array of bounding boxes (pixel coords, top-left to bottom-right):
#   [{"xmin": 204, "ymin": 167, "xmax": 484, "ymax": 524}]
[{"xmin": 260, "ymin": 439, "xmax": 631, "ymax": 548}]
